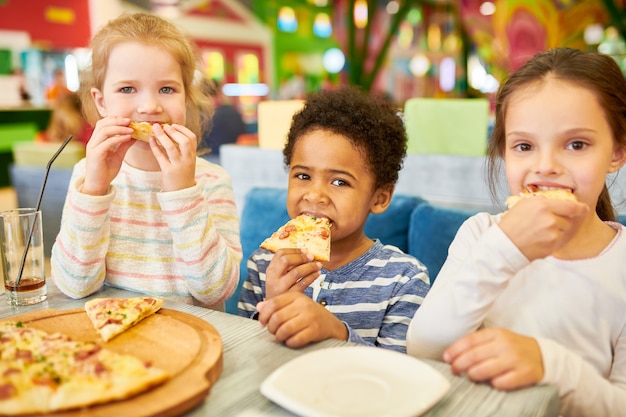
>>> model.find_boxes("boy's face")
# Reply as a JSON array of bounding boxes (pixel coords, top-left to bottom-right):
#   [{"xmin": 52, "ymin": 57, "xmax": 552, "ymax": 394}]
[{"xmin": 286, "ymin": 129, "xmax": 389, "ymax": 246}]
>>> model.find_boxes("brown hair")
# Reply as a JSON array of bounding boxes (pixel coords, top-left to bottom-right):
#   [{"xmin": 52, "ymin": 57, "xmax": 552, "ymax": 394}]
[
  {"xmin": 45, "ymin": 92, "xmax": 85, "ymax": 143},
  {"xmin": 488, "ymin": 47, "xmax": 626, "ymax": 221},
  {"xmin": 79, "ymin": 12, "xmax": 210, "ymax": 141}
]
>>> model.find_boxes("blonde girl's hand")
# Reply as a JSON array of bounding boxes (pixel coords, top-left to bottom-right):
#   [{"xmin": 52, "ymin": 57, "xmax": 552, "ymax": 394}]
[
  {"xmin": 149, "ymin": 123, "xmax": 197, "ymax": 191},
  {"xmin": 256, "ymin": 292, "xmax": 348, "ymax": 348},
  {"xmin": 82, "ymin": 116, "xmax": 135, "ymax": 196},
  {"xmin": 443, "ymin": 328, "xmax": 544, "ymax": 391},
  {"xmin": 265, "ymin": 249, "xmax": 322, "ymax": 299},
  {"xmin": 499, "ymin": 196, "xmax": 589, "ymax": 260}
]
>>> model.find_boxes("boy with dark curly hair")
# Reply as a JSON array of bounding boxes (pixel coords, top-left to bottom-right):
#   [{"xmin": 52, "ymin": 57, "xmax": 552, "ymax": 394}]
[{"xmin": 238, "ymin": 86, "xmax": 430, "ymax": 352}]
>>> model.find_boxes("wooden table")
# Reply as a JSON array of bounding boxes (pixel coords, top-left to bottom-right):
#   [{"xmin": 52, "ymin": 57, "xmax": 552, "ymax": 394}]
[{"xmin": 0, "ymin": 284, "xmax": 560, "ymax": 417}]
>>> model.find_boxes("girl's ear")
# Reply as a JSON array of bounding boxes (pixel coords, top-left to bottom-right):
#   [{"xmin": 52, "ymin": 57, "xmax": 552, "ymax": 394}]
[
  {"xmin": 371, "ymin": 184, "xmax": 394, "ymax": 215},
  {"xmin": 90, "ymin": 88, "xmax": 107, "ymax": 117},
  {"xmin": 609, "ymin": 142, "xmax": 626, "ymax": 173}
]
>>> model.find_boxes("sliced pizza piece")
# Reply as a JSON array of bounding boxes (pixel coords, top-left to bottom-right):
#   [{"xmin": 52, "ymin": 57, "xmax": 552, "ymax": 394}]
[
  {"xmin": 260, "ymin": 214, "xmax": 331, "ymax": 262},
  {"xmin": 506, "ymin": 188, "xmax": 577, "ymax": 209},
  {"xmin": 0, "ymin": 321, "xmax": 169, "ymax": 415},
  {"xmin": 85, "ymin": 297, "xmax": 164, "ymax": 342}
]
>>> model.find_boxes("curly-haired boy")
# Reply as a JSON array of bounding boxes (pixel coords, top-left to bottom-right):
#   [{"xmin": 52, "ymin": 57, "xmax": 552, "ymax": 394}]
[{"xmin": 239, "ymin": 86, "xmax": 430, "ymax": 352}]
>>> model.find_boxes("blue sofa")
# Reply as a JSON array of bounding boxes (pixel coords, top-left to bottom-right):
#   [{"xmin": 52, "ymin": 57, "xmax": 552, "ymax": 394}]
[{"xmin": 225, "ymin": 187, "xmax": 477, "ymax": 314}]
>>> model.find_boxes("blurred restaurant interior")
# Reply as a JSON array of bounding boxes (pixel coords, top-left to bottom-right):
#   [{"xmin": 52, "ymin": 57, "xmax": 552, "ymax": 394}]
[{"xmin": 2, "ymin": 0, "xmax": 626, "ymax": 232}]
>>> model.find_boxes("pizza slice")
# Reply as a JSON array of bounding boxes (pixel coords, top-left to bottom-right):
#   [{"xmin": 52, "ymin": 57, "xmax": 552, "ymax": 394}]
[
  {"xmin": 260, "ymin": 215, "xmax": 331, "ymax": 262},
  {"xmin": 0, "ymin": 321, "xmax": 169, "ymax": 415},
  {"xmin": 506, "ymin": 188, "xmax": 577, "ymax": 209},
  {"xmin": 85, "ymin": 297, "xmax": 164, "ymax": 342}
]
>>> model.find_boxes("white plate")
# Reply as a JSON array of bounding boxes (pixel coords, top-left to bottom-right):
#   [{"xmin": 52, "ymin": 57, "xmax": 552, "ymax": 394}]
[{"xmin": 261, "ymin": 346, "xmax": 450, "ymax": 417}]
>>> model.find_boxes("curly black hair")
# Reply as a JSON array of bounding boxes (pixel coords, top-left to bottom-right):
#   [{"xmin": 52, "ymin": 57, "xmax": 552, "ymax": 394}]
[{"xmin": 283, "ymin": 86, "xmax": 407, "ymax": 190}]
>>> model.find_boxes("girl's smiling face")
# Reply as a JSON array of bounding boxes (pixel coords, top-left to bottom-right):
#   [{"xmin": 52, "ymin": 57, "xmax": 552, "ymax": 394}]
[
  {"xmin": 504, "ymin": 78, "xmax": 625, "ymax": 212},
  {"xmin": 286, "ymin": 129, "xmax": 390, "ymax": 248},
  {"xmin": 92, "ymin": 41, "xmax": 187, "ymax": 127}
]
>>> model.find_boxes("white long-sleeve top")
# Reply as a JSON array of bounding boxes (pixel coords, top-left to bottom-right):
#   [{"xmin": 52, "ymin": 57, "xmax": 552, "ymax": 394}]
[
  {"xmin": 407, "ymin": 212, "xmax": 626, "ymax": 417},
  {"xmin": 51, "ymin": 158, "xmax": 242, "ymax": 308}
]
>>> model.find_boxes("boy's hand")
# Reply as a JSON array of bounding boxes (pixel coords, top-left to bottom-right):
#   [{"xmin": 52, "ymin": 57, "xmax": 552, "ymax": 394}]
[
  {"xmin": 256, "ymin": 292, "xmax": 348, "ymax": 348},
  {"xmin": 265, "ymin": 249, "xmax": 322, "ymax": 299},
  {"xmin": 499, "ymin": 196, "xmax": 588, "ymax": 260},
  {"xmin": 149, "ymin": 123, "xmax": 197, "ymax": 191},
  {"xmin": 443, "ymin": 328, "xmax": 544, "ymax": 390},
  {"xmin": 82, "ymin": 116, "xmax": 135, "ymax": 196}
]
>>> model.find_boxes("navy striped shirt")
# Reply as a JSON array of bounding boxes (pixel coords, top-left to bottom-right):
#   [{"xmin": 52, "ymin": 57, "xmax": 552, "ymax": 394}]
[{"xmin": 238, "ymin": 240, "xmax": 430, "ymax": 352}]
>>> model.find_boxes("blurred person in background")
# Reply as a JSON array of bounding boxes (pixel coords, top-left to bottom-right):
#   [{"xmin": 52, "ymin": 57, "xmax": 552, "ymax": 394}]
[
  {"xmin": 200, "ymin": 79, "xmax": 246, "ymax": 165},
  {"xmin": 36, "ymin": 92, "xmax": 92, "ymax": 146}
]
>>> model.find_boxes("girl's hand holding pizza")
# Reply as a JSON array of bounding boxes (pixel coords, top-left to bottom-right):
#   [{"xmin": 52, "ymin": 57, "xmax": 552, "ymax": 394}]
[
  {"xmin": 499, "ymin": 196, "xmax": 588, "ymax": 260},
  {"xmin": 82, "ymin": 116, "xmax": 135, "ymax": 196},
  {"xmin": 443, "ymin": 328, "xmax": 544, "ymax": 391},
  {"xmin": 149, "ymin": 123, "xmax": 197, "ymax": 191},
  {"xmin": 256, "ymin": 292, "xmax": 348, "ymax": 348},
  {"xmin": 265, "ymin": 249, "xmax": 322, "ymax": 299}
]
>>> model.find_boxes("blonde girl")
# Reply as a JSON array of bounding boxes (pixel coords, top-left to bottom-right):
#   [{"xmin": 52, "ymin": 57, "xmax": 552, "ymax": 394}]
[{"xmin": 51, "ymin": 13, "xmax": 241, "ymax": 309}]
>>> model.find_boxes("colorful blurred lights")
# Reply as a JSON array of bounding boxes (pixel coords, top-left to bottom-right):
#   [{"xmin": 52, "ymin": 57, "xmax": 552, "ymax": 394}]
[
  {"xmin": 409, "ymin": 54, "xmax": 430, "ymax": 77},
  {"xmin": 314, "ymin": 13, "xmax": 332, "ymax": 38},
  {"xmin": 439, "ymin": 57, "xmax": 456, "ymax": 92},
  {"xmin": 354, "ymin": 0, "xmax": 368, "ymax": 29},
  {"xmin": 323, "ymin": 48, "xmax": 345, "ymax": 74},
  {"xmin": 278, "ymin": 7, "xmax": 298, "ymax": 33}
]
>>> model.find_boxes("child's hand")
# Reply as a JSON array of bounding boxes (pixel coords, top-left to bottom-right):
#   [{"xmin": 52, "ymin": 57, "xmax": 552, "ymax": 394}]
[
  {"xmin": 265, "ymin": 249, "xmax": 322, "ymax": 299},
  {"xmin": 149, "ymin": 123, "xmax": 197, "ymax": 191},
  {"xmin": 256, "ymin": 292, "xmax": 348, "ymax": 348},
  {"xmin": 499, "ymin": 196, "xmax": 588, "ymax": 260},
  {"xmin": 82, "ymin": 116, "xmax": 135, "ymax": 196},
  {"xmin": 443, "ymin": 328, "xmax": 544, "ymax": 390}
]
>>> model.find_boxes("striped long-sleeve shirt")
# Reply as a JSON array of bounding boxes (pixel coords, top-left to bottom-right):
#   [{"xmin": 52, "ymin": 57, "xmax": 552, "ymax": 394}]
[
  {"xmin": 51, "ymin": 158, "xmax": 241, "ymax": 308},
  {"xmin": 238, "ymin": 240, "xmax": 430, "ymax": 352}
]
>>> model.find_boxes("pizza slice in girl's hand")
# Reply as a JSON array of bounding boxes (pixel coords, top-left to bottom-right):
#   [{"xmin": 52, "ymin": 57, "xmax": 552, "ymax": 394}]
[
  {"xmin": 506, "ymin": 188, "xmax": 577, "ymax": 209},
  {"xmin": 260, "ymin": 215, "xmax": 331, "ymax": 262},
  {"xmin": 85, "ymin": 297, "xmax": 164, "ymax": 342}
]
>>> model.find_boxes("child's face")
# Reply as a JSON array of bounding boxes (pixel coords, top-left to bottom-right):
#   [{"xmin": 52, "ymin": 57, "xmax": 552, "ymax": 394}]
[
  {"xmin": 286, "ymin": 129, "xmax": 385, "ymax": 243},
  {"xmin": 504, "ymin": 78, "xmax": 625, "ymax": 210},
  {"xmin": 92, "ymin": 42, "xmax": 186, "ymax": 128}
]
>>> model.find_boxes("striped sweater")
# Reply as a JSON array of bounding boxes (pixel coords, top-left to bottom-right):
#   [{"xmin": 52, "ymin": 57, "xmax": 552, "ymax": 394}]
[
  {"xmin": 239, "ymin": 240, "xmax": 430, "ymax": 352},
  {"xmin": 51, "ymin": 158, "xmax": 242, "ymax": 308}
]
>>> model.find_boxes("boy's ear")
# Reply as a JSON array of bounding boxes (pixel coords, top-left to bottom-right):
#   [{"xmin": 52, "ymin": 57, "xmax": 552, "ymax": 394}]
[
  {"xmin": 609, "ymin": 142, "xmax": 626, "ymax": 173},
  {"xmin": 90, "ymin": 87, "xmax": 107, "ymax": 117},
  {"xmin": 370, "ymin": 184, "xmax": 394, "ymax": 215}
]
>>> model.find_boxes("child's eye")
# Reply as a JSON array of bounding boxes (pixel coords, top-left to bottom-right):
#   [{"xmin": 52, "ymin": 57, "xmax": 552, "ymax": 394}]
[
  {"xmin": 513, "ymin": 143, "xmax": 532, "ymax": 152},
  {"xmin": 567, "ymin": 141, "xmax": 587, "ymax": 151},
  {"xmin": 160, "ymin": 87, "xmax": 175, "ymax": 94},
  {"xmin": 331, "ymin": 179, "xmax": 348, "ymax": 187},
  {"xmin": 120, "ymin": 86, "xmax": 134, "ymax": 94},
  {"xmin": 295, "ymin": 173, "xmax": 310, "ymax": 180}
]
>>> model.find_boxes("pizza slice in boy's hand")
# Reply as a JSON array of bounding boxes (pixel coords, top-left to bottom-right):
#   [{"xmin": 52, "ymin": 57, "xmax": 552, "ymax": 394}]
[
  {"xmin": 85, "ymin": 297, "xmax": 164, "ymax": 342},
  {"xmin": 260, "ymin": 215, "xmax": 331, "ymax": 262}
]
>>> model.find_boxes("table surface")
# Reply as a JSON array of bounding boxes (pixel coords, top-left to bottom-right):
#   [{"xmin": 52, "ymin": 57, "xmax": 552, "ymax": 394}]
[{"xmin": 0, "ymin": 284, "xmax": 560, "ymax": 417}]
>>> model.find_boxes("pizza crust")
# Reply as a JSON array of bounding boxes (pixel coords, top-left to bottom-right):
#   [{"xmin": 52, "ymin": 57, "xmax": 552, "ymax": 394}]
[
  {"xmin": 506, "ymin": 189, "xmax": 577, "ymax": 209},
  {"xmin": 85, "ymin": 297, "xmax": 164, "ymax": 342},
  {"xmin": 129, "ymin": 122, "xmax": 155, "ymax": 142},
  {"xmin": 261, "ymin": 215, "xmax": 331, "ymax": 261}
]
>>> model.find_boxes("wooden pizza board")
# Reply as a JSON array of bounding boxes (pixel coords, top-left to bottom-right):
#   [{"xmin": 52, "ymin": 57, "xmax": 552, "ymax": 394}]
[{"xmin": 4, "ymin": 308, "xmax": 223, "ymax": 417}]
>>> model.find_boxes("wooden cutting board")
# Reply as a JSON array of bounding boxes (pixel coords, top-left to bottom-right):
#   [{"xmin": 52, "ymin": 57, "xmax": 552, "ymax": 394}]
[{"xmin": 5, "ymin": 307, "xmax": 223, "ymax": 417}]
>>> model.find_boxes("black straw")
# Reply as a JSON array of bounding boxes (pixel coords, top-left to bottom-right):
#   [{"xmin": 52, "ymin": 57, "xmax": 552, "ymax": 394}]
[{"xmin": 15, "ymin": 135, "xmax": 73, "ymax": 286}]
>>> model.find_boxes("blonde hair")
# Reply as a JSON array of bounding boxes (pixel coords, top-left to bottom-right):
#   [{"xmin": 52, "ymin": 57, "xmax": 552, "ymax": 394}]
[{"xmin": 80, "ymin": 12, "xmax": 211, "ymax": 141}]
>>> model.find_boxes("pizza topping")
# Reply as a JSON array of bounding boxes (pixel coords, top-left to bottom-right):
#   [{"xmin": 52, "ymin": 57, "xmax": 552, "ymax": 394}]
[
  {"xmin": 85, "ymin": 297, "xmax": 164, "ymax": 342},
  {"xmin": 260, "ymin": 214, "xmax": 332, "ymax": 262},
  {"xmin": 0, "ymin": 321, "xmax": 170, "ymax": 414}
]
